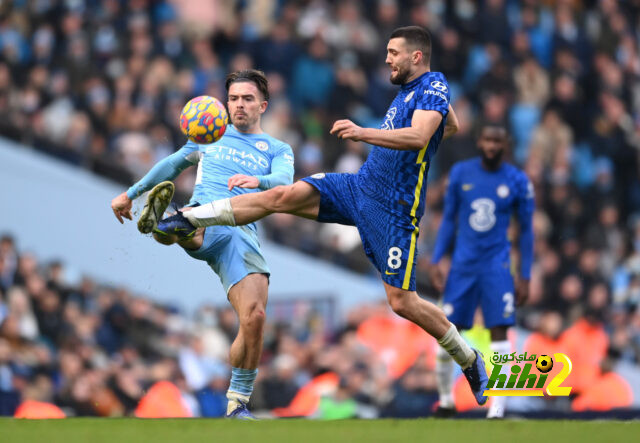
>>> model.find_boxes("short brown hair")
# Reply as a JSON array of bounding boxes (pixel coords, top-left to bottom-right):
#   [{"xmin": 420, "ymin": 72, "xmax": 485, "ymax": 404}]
[
  {"xmin": 390, "ymin": 26, "xmax": 432, "ymax": 66},
  {"xmin": 225, "ymin": 69, "xmax": 269, "ymax": 101}
]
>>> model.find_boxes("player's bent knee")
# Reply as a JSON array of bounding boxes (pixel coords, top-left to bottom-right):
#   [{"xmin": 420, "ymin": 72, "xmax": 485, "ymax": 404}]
[
  {"xmin": 387, "ymin": 289, "xmax": 414, "ymax": 319},
  {"xmin": 240, "ymin": 303, "xmax": 266, "ymax": 332}
]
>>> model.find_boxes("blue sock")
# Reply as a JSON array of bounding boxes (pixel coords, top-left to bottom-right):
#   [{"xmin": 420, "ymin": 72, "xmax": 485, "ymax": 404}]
[{"xmin": 228, "ymin": 367, "xmax": 258, "ymax": 398}]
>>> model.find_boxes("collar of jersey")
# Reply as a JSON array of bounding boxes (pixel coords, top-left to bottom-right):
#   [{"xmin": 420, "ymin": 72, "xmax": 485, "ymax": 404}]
[
  {"xmin": 401, "ymin": 71, "xmax": 431, "ymax": 90},
  {"xmin": 228, "ymin": 124, "xmax": 266, "ymax": 139}
]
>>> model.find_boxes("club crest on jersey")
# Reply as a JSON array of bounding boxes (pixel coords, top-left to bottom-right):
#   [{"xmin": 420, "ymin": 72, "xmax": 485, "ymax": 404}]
[
  {"xmin": 430, "ymin": 81, "xmax": 448, "ymax": 92},
  {"xmin": 497, "ymin": 184, "xmax": 510, "ymax": 198},
  {"xmin": 255, "ymin": 141, "xmax": 269, "ymax": 151},
  {"xmin": 404, "ymin": 91, "xmax": 415, "ymax": 102},
  {"xmin": 381, "ymin": 107, "xmax": 397, "ymax": 130},
  {"xmin": 462, "ymin": 184, "xmax": 473, "ymax": 191}
]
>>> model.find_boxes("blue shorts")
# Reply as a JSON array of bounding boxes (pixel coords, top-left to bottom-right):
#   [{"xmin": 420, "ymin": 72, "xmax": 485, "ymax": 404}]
[
  {"xmin": 184, "ymin": 225, "xmax": 270, "ymax": 294},
  {"xmin": 302, "ymin": 173, "xmax": 420, "ymax": 291},
  {"xmin": 442, "ymin": 263, "xmax": 515, "ymax": 329}
]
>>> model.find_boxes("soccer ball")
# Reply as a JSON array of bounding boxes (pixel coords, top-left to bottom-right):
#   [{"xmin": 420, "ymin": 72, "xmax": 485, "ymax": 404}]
[
  {"xmin": 535, "ymin": 355, "xmax": 554, "ymax": 373},
  {"xmin": 180, "ymin": 96, "xmax": 228, "ymax": 144}
]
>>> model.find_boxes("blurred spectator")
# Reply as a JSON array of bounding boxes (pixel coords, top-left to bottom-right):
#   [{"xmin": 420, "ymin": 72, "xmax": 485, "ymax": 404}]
[{"xmin": 1, "ymin": 0, "xmax": 640, "ymax": 417}]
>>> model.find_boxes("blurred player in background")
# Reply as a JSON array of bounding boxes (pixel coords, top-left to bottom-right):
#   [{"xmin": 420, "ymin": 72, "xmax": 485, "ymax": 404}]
[
  {"xmin": 163, "ymin": 26, "xmax": 491, "ymax": 406},
  {"xmin": 110, "ymin": 69, "xmax": 294, "ymax": 419},
  {"xmin": 429, "ymin": 124, "xmax": 535, "ymax": 418}
]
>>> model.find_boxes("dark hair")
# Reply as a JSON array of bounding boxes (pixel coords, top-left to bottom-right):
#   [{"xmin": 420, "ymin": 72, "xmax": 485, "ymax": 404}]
[
  {"xmin": 225, "ymin": 69, "xmax": 269, "ymax": 101},
  {"xmin": 389, "ymin": 26, "xmax": 432, "ymax": 65},
  {"xmin": 478, "ymin": 122, "xmax": 510, "ymax": 141}
]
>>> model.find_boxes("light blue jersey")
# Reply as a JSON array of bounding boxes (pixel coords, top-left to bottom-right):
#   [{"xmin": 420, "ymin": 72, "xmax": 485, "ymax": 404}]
[
  {"xmin": 127, "ymin": 125, "xmax": 295, "ymax": 231},
  {"xmin": 187, "ymin": 125, "xmax": 294, "ymax": 205},
  {"xmin": 126, "ymin": 124, "xmax": 294, "ymax": 293}
]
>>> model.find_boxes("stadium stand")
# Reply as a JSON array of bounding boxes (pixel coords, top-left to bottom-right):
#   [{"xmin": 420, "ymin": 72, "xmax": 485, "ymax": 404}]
[{"xmin": 1, "ymin": 0, "xmax": 640, "ymax": 417}]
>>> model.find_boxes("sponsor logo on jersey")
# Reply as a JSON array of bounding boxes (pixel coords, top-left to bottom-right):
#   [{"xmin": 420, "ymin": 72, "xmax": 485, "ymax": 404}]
[
  {"xmin": 205, "ymin": 145, "xmax": 269, "ymax": 170},
  {"xmin": 385, "ymin": 270, "xmax": 399, "ymax": 275},
  {"xmin": 526, "ymin": 181, "xmax": 534, "ymax": 199},
  {"xmin": 255, "ymin": 141, "xmax": 269, "ymax": 151},
  {"xmin": 462, "ymin": 183, "xmax": 473, "ymax": 191},
  {"xmin": 424, "ymin": 89, "xmax": 448, "ymax": 103},
  {"xmin": 404, "ymin": 90, "xmax": 415, "ymax": 102},
  {"xmin": 284, "ymin": 153, "xmax": 294, "ymax": 165},
  {"xmin": 381, "ymin": 107, "xmax": 397, "ymax": 130},
  {"xmin": 469, "ymin": 198, "xmax": 496, "ymax": 232},
  {"xmin": 497, "ymin": 184, "xmax": 510, "ymax": 198},
  {"xmin": 311, "ymin": 172, "xmax": 326, "ymax": 179},
  {"xmin": 430, "ymin": 80, "xmax": 448, "ymax": 92}
]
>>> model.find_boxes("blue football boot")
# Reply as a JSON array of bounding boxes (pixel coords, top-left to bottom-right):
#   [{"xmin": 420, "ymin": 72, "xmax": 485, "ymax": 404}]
[
  {"xmin": 155, "ymin": 209, "xmax": 197, "ymax": 239},
  {"xmin": 225, "ymin": 400, "xmax": 257, "ymax": 420},
  {"xmin": 462, "ymin": 349, "xmax": 489, "ymax": 406},
  {"xmin": 137, "ymin": 181, "xmax": 174, "ymax": 234}
]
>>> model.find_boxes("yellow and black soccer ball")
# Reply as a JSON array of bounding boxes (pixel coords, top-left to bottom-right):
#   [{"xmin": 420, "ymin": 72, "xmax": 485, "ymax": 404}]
[{"xmin": 536, "ymin": 355, "xmax": 554, "ymax": 373}]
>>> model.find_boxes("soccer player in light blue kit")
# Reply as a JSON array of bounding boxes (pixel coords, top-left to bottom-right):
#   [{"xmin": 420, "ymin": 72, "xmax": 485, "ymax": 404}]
[
  {"xmin": 429, "ymin": 124, "xmax": 535, "ymax": 418},
  {"xmin": 110, "ymin": 70, "xmax": 294, "ymax": 419},
  {"xmin": 163, "ymin": 26, "xmax": 491, "ymax": 407}
]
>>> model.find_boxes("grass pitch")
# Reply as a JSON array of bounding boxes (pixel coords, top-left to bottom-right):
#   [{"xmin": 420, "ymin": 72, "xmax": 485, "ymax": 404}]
[{"xmin": 2, "ymin": 418, "xmax": 639, "ymax": 443}]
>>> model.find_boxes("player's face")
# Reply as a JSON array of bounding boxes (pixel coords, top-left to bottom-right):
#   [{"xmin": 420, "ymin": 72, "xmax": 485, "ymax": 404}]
[
  {"xmin": 478, "ymin": 127, "xmax": 508, "ymax": 169},
  {"xmin": 227, "ymin": 81, "xmax": 267, "ymax": 132},
  {"xmin": 386, "ymin": 38, "xmax": 415, "ymax": 85}
]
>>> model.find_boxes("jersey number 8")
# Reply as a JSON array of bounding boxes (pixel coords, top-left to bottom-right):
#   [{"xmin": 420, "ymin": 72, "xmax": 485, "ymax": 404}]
[{"xmin": 387, "ymin": 247, "xmax": 402, "ymax": 270}]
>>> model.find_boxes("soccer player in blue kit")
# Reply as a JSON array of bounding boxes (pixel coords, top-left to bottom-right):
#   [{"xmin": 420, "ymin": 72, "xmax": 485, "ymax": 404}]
[
  {"xmin": 429, "ymin": 124, "xmax": 535, "ymax": 418},
  {"xmin": 110, "ymin": 70, "xmax": 294, "ymax": 419},
  {"xmin": 161, "ymin": 26, "xmax": 491, "ymax": 407}
]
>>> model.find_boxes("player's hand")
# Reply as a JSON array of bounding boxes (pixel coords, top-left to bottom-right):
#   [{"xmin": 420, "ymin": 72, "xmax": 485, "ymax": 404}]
[
  {"xmin": 330, "ymin": 119, "xmax": 364, "ymax": 141},
  {"xmin": 428, "ymin": 263, "xmax": 446, "ymax": 293},
  {"xmin": 111, "ymin": 192, "xmax": 133, "ymax": 224},
  {"xmin": 515, "ymin": 279, "xmax": 530, "ymax": 306},
  {"xmin": 228, "ymin": 174, "xmax": 260, "ymax": 190}
]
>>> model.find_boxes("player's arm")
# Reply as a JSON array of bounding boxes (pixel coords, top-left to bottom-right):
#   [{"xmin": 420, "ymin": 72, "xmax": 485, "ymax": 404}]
[
  {"xmin": 111, "ymin": 144, "xmax": 198, "ymax": 223},
  {"xmin": 443, "ymin": 105, "xmax": 459, "ymax": 140},
  {"xmin": 227, "ymin": 145, "xmax": 294, "ymax": 190},
  {"xmin": 514, "ymin": 177, "xmax": 535, "ymax": 305},
  {"xmin": 429, "ymin": 167, "xmax": 460, "ymax": 291},
  {"xmin": 331, "ymin": 77, "xmax": 451, "ymax": 150},
  {"xmin": 330, "ymin": 109, "xmax": 443, "ymax": 151}
]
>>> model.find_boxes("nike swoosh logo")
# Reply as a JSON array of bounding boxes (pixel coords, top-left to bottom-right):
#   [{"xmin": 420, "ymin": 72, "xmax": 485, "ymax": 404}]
[{"xmin": 385, "ymin": 271, "xmax": 399, "ymax": 275}]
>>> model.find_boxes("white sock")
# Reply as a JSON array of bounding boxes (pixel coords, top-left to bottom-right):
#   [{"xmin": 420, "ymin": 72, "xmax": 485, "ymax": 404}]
[
  {"xmin": 436, "ymin": 345, "xmax": 455, "ymax": 408},
  {"xmin": 437, "ymin": 324, "xmax": 476, "ymax": 369},
  {"xmin": 487, "ymin": 340, "xmax": 511, "ymax": 418},
  {"xmin": 185, "ymin": 198, "xmax": 235, "ymax": 227},
  {"xmin": 226, "ymin": 391, "xmax": 250, "ymax": 415}
]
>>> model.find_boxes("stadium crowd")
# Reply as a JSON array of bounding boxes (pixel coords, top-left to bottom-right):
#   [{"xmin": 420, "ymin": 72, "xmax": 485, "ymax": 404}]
[{"xmin": 2, "ymin": 0, "xmax": 640, "ymax": 416}]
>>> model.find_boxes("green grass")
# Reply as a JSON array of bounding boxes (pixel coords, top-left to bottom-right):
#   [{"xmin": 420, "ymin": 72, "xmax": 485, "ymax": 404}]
[{"xmin": 1, "ymin": 418, "xmax": 639, "ymax": 443}]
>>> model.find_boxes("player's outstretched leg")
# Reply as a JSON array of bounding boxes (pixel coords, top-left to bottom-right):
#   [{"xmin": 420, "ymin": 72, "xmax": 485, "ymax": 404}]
[
  {"xmin": 138, "ymin": 181, "xmax": 175, "ymax": 234},
  {"xmin": 181, "ymin": 181, "xmax": 321, "ymax": 228},
  {"xmin": 384, "ymin": 283, "xmax": 488, "ymax": 406},
  {"xmin": 225, "ymin": 273, "xmax": 269, "ymax": 420}
]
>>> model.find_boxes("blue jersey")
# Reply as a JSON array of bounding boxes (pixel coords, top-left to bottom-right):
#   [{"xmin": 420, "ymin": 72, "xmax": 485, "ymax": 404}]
[
  {"xmin": 432, "ymin": 157, "xmax": 535, "ymax": 279},
  {"xmin": 358, "ymin": 71, "xmax": 450, "ymax": 219},
  {"xmin": 127, "ymin": 125, "xmax": 294, "ymax": 231}
]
